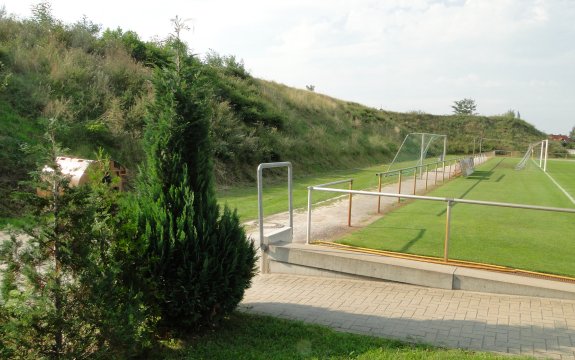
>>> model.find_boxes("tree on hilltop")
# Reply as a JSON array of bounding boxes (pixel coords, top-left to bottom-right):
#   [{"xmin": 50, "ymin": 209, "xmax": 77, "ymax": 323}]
[{"xmin": 452, "ymin": 98, "xmax": 477, "ymax": 115}]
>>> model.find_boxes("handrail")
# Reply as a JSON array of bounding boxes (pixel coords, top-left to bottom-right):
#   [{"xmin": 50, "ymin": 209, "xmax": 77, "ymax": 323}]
[
  {"xmin": 375, "ymin": 154, "xmax": 482, "ymax": 177},
  {"xmin": 257, "ymin": 162, "xmax": 293, "ymax": 252},
  {"xmin": 306, "ymin": 179, "xmax": 354, "ymax": 241},
  {"xmin": 374, "ymin": 154, "xmax": 488, "ymax": 210},
  {"xmin": 309, "ymin": 188, "xmax": 575, "ymax": 213},
  {"xmin": 306, "ymin": 186, "xmax": 575, "ymax": 262},
  {"xmin": 314, "ymin": 178, "xmax": 353, "ymax": 188}
]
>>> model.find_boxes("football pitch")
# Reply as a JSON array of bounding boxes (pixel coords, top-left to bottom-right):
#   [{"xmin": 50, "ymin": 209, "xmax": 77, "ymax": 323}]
[{"xmin": 337, "ymin": 157, "xmax": 575, "ymax": 277}]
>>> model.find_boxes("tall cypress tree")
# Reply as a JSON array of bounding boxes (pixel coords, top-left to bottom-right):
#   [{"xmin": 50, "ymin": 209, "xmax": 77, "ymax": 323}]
[{"xmin": 135, "ymin": 52, "xmax": 257, "ymax": 329}]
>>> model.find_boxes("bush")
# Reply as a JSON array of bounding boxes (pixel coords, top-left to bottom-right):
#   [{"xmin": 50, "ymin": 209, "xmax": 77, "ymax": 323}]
[{"xmin": 0, "ymin": 125, "xmax": 155, "ymax": 357}]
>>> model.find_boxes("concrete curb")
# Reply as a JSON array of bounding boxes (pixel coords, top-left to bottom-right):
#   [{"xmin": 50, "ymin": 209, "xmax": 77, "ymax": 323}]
[{"xmin": 267, "ymin": 243, "xmax": 575, "ymax": 300}]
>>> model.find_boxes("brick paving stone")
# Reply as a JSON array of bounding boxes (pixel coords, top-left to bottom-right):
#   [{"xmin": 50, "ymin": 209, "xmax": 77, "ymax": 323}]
[{"xmin": 241, "ymin": 273, "xmax": 575, "ymax": 359}]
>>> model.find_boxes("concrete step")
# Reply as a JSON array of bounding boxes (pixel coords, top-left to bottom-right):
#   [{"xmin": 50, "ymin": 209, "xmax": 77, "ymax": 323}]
[{"xmin": 266, "ymin": 242, "xmax": 575, "ymax": 300}]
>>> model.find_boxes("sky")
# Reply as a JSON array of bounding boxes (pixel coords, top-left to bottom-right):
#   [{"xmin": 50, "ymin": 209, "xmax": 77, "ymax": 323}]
[{"xmin": 3, "ymin": 0, "xmax": 574, "ymax": 134}]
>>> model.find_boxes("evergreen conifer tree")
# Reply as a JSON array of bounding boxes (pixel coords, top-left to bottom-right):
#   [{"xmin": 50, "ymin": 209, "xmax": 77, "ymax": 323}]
[
  {"xmin": 0, "ymin": 121, "xmax": 154, "ymax": 358},
  {"xmin": 134, "ymin": 46, "xmax": 257, "ymax": 329}
]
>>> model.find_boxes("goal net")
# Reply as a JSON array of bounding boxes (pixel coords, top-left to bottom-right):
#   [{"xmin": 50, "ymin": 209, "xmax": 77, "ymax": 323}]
[
  {"xmin": 515, "ymin": 140, "xmax": 548, "ymax": 171},
  {"xmin": 386, "ymin": 133, "xmax": 447, "ymax": 175}
]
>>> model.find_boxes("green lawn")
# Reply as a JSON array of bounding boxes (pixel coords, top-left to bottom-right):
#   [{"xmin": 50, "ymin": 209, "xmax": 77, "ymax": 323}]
[
  {"xmin": 545, "ymin": 159, "xmax": 575, "ymax": 200},
  {"xmin": 154, "ymin": 312, "xmax": 524, "ymax": 359},
  {"xmin": 217, "ymin": 157, "xmax": 462, "ymax": 222},
  {"xmin": 337, "ymin": 158, "xmax": 575, "ymax": 277}
]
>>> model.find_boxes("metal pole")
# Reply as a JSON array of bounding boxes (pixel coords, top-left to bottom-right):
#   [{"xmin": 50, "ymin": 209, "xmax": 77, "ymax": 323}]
[
  {"xmin": 420, "ymin": 134, "xmax": 425, "ymax": 178},
  {"xmin": 425, "ymin": 164, "xmax": 429, "ymax": 190},
  {"xmin": 306, "ymin": 187, "xmax": 312, "ymax": 244},
  {"xmin": 311, "ymin": 187, "xmax": 575, "ymax": 213},
  {"xmin": 257, "ymin": 162, "xmax": 293, "ymax": 249},
  {"xmin": 288, "ymin": 165, "xmax": 293, "ymax": 229},
  {"xmin": 444, "ymin": 200, "xmax": 453, "ymax": 262},
  {"xmin": 539, "ymin": 141, "xmax": 543, "ymax": 167},
  {"xmin": 257, "ymin": 165, "xmax": 266, "ymax": 273},
  {"xmin": 443, "ymin": 135, "xmax": 447, "ymax": 162},
  {"xmin": 377, "ymin": 174, "xmax": 382, "ymax": 213},
  {"xmin": 442, "ymin": 161, "xmax": 446, "ymax": 182},
  {"xmin": 413, "ymin": 169, "xmax": 417, "ymax": 195},
  {"xmin": 434, "ymin": 162, "xmax": 438, "ymax": 185},
  {"xmin": 544, "ymin": 140, "xmax": 549, "ymax": 172},
  {"xmin": 257, "ymin": 166, "xmax": 264, "ymax": 250},
  {"xmin": 398, "ymin": 170, "xmax": 402, "ymax": 203},
  {"xmin": 348, "ymin": 180, "xmax": 353, "ymax": 227}
]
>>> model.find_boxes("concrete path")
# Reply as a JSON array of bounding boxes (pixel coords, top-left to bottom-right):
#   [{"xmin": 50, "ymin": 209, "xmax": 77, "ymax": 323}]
[{"xmin": 240, "ymin": 273, "xmax": 575, "ymax": 359}]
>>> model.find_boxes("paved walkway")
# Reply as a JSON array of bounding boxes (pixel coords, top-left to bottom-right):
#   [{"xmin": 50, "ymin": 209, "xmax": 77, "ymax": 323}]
[{"xmin": 240, "ymin": 274, "xmax": 575, "ymax": 359}]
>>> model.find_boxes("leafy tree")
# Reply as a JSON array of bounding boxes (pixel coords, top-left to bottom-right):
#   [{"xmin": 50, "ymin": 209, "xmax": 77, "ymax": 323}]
[
  {"xmin": 452, "ymin": 98, "xmax": 477, "ymax": 115},
  {"xmin": 132, "ymin": 40, "xmax": 257, "ymax": 330},
  {"xmin": 570, "ymin": 126, "xmax": 575, "ymax": 140},
  {"xmin": 31, "ymin": 1, "xmax": 56, "ymax": 27}
]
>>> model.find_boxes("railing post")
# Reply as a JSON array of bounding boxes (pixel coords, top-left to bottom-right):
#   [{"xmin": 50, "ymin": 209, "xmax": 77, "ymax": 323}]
[
  {"xmin": 413, "ymin": 168, "xmax": 417, "ymax": 195},
  {"xmin": 257, "ymin": 166, "xmax": 264, "ymax": 251},
  {"xmin": 288, "ymin": 164, "xmax": 293, "ymax": 229},
  {"xmin": 377, "ymin": 174, "xmax": 382, "ymax": 213},
  {"xmin": 442, "ymin": 161, "xmax": 446, "ymax": 182},
  {"xmin": 397, "ymin": 170, "xmax": 402, "ymax": 203},
  {"xmin": 425, "ymin": 164, "xmax": 429, "ymax": 190},
  {"xmin": 434, "ymin": 163, "xmax": 438, "ymax": 185},
  {"xmin": 306, "ymin": 187, "xmax": 312, "ymax": 244},
  {"xmin": 444, "ymin": 200, "xmax": 453, "ymax": 262},
  {"xmin": 348, "ymin": 180, "xmax": 353, "ymax": 227}
]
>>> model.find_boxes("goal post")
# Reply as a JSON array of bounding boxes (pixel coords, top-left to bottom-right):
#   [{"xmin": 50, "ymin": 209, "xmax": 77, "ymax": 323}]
[
  {"xmin": 516, "ymin": 139, "xmax": 548, "ymax": 172},
  {"xmin": 386, "ymin": 133, "xmax": 447, "ymax": 175}
]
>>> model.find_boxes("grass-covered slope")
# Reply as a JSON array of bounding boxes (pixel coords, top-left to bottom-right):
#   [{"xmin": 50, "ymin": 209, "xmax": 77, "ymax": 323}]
[{"xmin": 0, "ymin": 8, "xmax": 551, "ymax": 218}]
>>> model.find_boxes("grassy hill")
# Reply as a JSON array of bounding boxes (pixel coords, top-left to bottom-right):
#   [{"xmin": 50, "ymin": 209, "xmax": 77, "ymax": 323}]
[{"xmin": 0, "ymin": 8, "xmax": 548, "ymax": 219}]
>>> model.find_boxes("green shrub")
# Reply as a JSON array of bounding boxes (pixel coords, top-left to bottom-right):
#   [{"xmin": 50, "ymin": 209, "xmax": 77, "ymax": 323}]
[
  {"xmin": 133, "ymin": 54, "xmax": 257, "ymax": 330},
  {"xmin": 0, "ymin": 123, "xmax": 155, "ymax": 357}
]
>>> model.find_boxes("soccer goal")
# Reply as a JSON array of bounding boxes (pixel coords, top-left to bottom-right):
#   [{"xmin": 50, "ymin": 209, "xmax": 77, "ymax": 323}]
[
  {"xmin": 386, "ymin": 133, "xmax": 447, "ymax": 175},
  {"xmin": 515, "ymin": 139, "xmax": 548, "ymax": 171}
]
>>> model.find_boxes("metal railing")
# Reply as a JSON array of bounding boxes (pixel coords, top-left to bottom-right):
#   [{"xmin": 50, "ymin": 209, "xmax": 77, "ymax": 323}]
[
  {"xmin": 374, "ymin": 153, "xmax": 488, "ymax": 211},
  {"xmin": 257, "ymin": 162, "xmax": 293, "ymax": 251},
  {"xmin": 305, "ymin": 187, "xmax": 575, "ymax": 263},
  {"xmin": 306, "ymin": 179, "xmax": 354, "ymax": 242}
]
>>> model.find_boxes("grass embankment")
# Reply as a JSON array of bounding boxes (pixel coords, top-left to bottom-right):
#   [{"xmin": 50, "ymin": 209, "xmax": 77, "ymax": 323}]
[
  {"xmin": 155, "ymin": 312, "xmax": 520, "ymax": 359},
  {"xmin": 338, "ymin": 157, "xmax": 575, "ymax": 277},
  {"xmin": 0, "ymin": 11, "xmax": 550, "ymax": 221}
]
